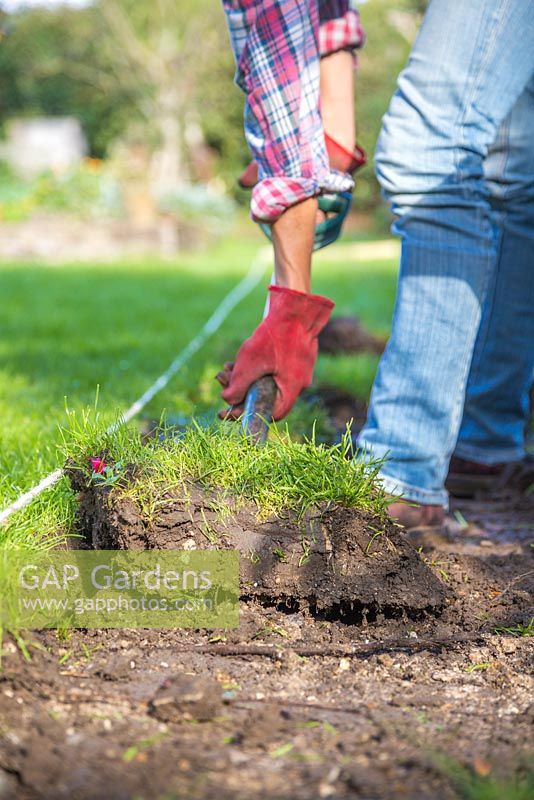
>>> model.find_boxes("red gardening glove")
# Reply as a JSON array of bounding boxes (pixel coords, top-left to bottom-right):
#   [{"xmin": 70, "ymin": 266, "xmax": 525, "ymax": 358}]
[{"xmin": 216, "ymin": 285, "xmax": 334, "ymax": 421}]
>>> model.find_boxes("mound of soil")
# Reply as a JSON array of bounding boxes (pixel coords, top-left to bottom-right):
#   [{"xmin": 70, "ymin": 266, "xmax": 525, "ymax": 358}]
[
  {"xmin": 319, "ymin": 316, "xmax": 386, "ymax": 356},
  {"xmin": 304, "ymin": 384, "xmax": 368, "ymax": 436},
  {"xmin": 73, "ymin": 481, "xmax": 449, "ymax": 620}
]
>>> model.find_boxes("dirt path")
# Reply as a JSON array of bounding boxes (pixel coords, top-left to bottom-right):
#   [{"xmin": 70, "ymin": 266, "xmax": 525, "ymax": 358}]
[{"xmin": 1, "ymin": 487, "xmax": 532, "ymax": 800}]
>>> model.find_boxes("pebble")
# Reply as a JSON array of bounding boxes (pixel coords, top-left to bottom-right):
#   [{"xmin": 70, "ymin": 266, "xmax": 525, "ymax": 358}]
[
  {"xmin": 67, "ymin": 732, "xmax": 84, "ymax": 746},
  {"xmin": 377, "ymin": 654, "xmax": 394, "ymax": 667},
  {"xmin": 148, "ymin": 674, "xmax": 222, "ymax": 723},
  {"xmin": 182, "ymin": 538, "xmax": 197, "ymax": 550},
  {"xmin": 228, "ymin": 750, "xmax": 249, "ymax": 766},
  {"xmin": 319, "ymin": 782, "xmax": 336, "ymax": 798},
  {"xmin": 431, "ymin": 670, "xmax": 455, "ymax": 683},
  {"xmin": 468, "ymin": 648, "xmax": 489, "ymax": 662},
  {"xmin": 501, "ymin": 641, "xmax": 517, "ymax": 655}
]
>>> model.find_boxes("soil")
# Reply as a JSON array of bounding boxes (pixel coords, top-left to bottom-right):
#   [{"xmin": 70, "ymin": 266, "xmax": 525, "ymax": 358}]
[
  {"xmin": 74, "ymin": 482, "xmax": 449, "ymax": 619},
  {"xmin": 1, "ymin": 477, "xmax": 532, "ymax": 799},
  {"xmin": 303, "ymin": 384, "xmax": 368, "ymax": 439},
  {"xmin": 318, "ymin": 317, "xmax": 386, "ymax": 356}
]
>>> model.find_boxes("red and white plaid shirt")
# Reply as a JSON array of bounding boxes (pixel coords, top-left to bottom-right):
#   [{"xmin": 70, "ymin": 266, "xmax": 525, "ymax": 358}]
[{"xmin": 222, "ymin": 1, "xmax": 365, "ymax": 222}]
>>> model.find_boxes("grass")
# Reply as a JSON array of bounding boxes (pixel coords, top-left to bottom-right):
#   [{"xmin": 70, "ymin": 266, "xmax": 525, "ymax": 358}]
[
  {"xmin": 0, "ymin": 231, "xmax": 398, "ymax": 551},
  {"xmin": 445, "ymin": 762, "xmax": 534, "ymax": 800},
  {"xmin": 314, "ymin": 352, "xmax": 380, "ymax": 399},
  {"xmin": 494, "ymin": 617, "xmax": 534, "ymax": 637},
  {"xmin": 63, "ymin": 413, "xmax": 389, "ymax": 523},
  {"xmin": 430, "ymin": 752, "xmax": 534, "ymax": 800}
]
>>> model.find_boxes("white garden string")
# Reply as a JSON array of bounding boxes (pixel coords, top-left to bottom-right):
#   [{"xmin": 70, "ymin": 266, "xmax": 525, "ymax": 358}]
[{"xmin": 0, "ymin": 248, "xmax": 270, "ymax": 526}]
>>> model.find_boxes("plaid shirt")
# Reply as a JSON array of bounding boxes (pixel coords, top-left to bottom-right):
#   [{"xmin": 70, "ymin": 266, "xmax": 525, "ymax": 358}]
[{"xmin": 223, "ymin": 1, "xmax": 365, "ymax": 222}]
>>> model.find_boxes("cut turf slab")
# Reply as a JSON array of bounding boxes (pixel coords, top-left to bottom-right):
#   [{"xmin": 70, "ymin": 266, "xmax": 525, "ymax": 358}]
[{"xmin": 73, "ymin": 482, "xmax": 449, "ymax": 620}]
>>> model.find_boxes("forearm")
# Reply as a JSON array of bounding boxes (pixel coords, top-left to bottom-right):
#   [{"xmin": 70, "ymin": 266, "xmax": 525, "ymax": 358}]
[
  {"xmin": 319, "ymin": 1, "xmax": 364, "ymax": 157},
  {"xmin": 320, "ymin": 50, "xmax": 355, "ymax": 154},
  {"xmin": 271, "ymin": 198, "xmax": 317, "ymax": 292}
]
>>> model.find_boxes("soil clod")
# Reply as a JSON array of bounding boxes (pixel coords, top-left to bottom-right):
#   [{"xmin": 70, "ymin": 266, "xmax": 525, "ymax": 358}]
[
  {"xmin": 318, "ymin": 316, "xmax": 386, "ymax": 355},
  {"xmin": 148, "ymin": 675, "xmax": 222, "ymax": 723},
  {"xmin": 74, "ymin": 482, "xmax": 450, "ymax": 620}
]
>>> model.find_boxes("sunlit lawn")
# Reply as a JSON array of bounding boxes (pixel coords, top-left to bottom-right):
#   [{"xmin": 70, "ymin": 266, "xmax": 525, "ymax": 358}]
[{"xmin": 0, "ymin": 229, "xmax": 399, "ymax": 546}]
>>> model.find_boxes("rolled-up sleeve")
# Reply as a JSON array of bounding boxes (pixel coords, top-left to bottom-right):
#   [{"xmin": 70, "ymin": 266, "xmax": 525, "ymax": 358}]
[
  {"xmin": 319, "ymin": 0, "xmax": 365, "ymax": 58},
  {"xmin": 222, "ymin": 1, "xmax": 364, "ymax": 222}
]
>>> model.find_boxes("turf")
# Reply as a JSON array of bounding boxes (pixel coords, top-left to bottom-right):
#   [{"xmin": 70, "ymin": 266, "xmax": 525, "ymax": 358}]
[
  {"xmin": 0, "ymin": 232, "xmax": 399, "ymax": 550},
  {"xmin": 66, "ymin": 421, "xmax": 389, "ymax": 524}
]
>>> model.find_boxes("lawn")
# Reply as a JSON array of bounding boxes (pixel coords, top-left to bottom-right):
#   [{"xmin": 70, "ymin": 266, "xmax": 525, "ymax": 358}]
[
  {"xmin": 0, "ymin": 231, "xmax": 399, "ymax": 548},
  {"xmin": 1, "ymin": 231, "xmax": 533, "ymax": 800}
]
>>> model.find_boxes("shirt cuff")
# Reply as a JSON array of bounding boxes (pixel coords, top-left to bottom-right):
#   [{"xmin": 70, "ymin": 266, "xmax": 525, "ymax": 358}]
[
  {"xmin": 319, "ymin": 9, "xmax": 365, "ymax": 57},
  {"xmin": 251, "ymin": 171, "xmax": 354, "ymax": 223}
]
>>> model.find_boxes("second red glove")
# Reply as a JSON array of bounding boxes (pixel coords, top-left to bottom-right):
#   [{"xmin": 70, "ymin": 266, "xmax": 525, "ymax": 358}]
[{"xmin": 217, "ymin": 285, "xmax": 334, "ymax": 421}]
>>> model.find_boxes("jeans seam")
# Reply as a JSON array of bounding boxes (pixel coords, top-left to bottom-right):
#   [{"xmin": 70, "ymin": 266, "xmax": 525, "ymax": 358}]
[
  {"xmin": 456, "ymin": 230, "xmax": 502, "ymax": 440},
  {"xmin": 446, "ymin": 248, "xmax": 494, "ymax": 461}
]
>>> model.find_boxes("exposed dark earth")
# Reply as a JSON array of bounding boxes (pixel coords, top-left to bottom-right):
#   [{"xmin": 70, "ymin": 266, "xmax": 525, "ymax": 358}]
[
  {"xmin": 74, "ymin": 482, "xmax": 449, "ymax": 619},
  {"xmin": 1, "ymin": 468, "xmax": 532, "ymax": 799},
  {"xmin": 318, "ymin": 317, "xmax": 386, "ymax": 356}
]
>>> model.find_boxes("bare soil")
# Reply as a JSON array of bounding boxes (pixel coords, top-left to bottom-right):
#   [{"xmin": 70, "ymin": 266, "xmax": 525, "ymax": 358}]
[
  {"xmin": 318, "ymin": 317, "xmax": 386, "ymax": 356},
  {"xmin": 1, "ymin": 476, "xmax": 532, "ymax": 800},
  {"xmin": 304, "ymin": 385, "xmax": 369, "ymax": 439},
  {"xmin": 75, "ymin": 483, "xmax": 449, "ymax": 619}
]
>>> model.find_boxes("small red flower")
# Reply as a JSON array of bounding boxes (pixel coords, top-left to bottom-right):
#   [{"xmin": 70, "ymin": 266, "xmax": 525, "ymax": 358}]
[{"xmin": 90, "ymin": 457, "xmax": 107, "ymax": 474}]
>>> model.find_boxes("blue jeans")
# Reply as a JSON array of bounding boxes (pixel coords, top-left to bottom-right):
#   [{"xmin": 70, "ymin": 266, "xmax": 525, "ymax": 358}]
[{"xmin": 357, "ymin": 0, "xmax": 534, "ymax": 507}]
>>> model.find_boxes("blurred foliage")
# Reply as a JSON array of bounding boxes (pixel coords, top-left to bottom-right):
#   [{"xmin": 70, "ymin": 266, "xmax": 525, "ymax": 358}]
[
  {"xmin": 0, "ymin": 0, "xmax": 425, "ymax": 210},
  {"xmin": 0, "ymin": 158, "xmax": 121, "ymax": 221},
  {"xmin": 0, "ymin": 5, "xmax": 136, "ymax": 156},
  {"xmin": 158, "ymin": 185, "xmax": 236, "ymax": 230}
]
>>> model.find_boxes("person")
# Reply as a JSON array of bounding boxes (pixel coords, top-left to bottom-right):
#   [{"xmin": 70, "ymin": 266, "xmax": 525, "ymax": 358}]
[
  {"xmin": 217, "ymin": 0, "xmax": 365, "ymax": 420},
  {"xmin": 356, "ymin": 0, "xmax": 534, "ymax": 527}
]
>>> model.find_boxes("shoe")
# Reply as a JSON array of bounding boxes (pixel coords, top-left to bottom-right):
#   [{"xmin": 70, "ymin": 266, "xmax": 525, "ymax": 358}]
[
  {"xmin": 387, "ymin": 500, "xmax": 445, "ymax": 531},
  {"xmin": 446, "ymin": 455, "xmax": 534, "ymax": 498}
]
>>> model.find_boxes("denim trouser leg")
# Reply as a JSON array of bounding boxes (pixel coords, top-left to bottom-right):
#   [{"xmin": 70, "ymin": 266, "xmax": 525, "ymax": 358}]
[
  {"xmin": 357, "ymin": 0, "xmax": 534, "ymax": 506},
  {"xmin": 455, "ymin": 79, "xmax": 534, "ymax": 465}
]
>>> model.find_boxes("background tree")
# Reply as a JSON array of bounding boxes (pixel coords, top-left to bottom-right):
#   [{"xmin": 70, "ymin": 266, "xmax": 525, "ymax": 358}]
[{"xmin": 0, "ymin": 0, "xmax": 425, "ymax": 217}]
